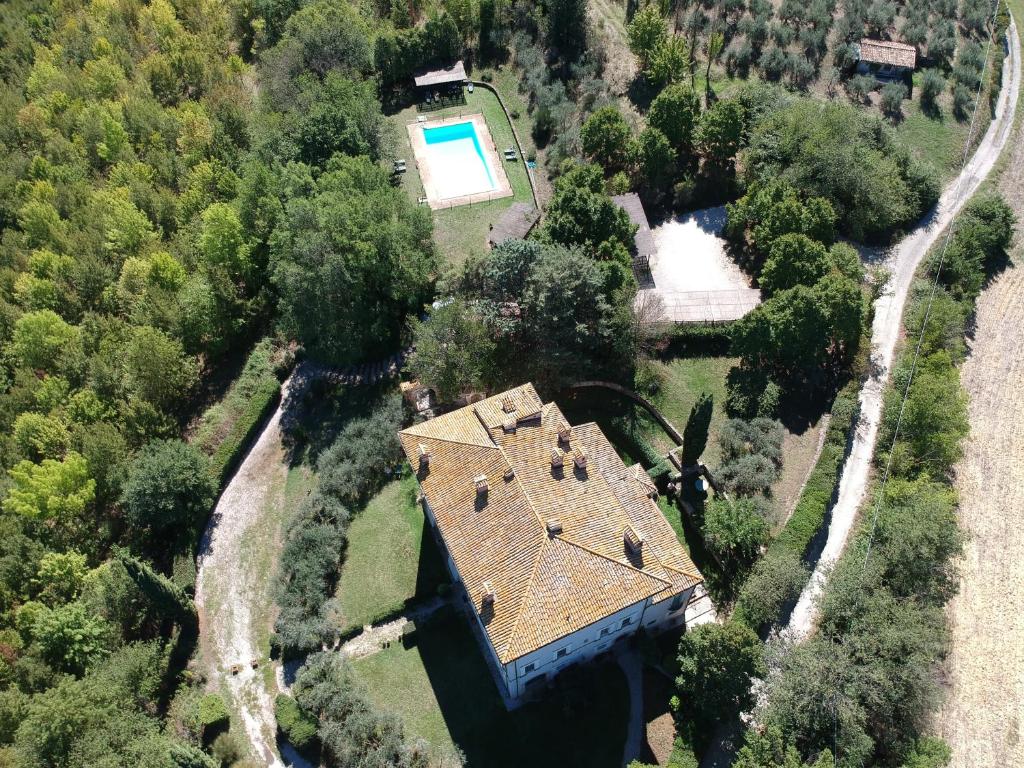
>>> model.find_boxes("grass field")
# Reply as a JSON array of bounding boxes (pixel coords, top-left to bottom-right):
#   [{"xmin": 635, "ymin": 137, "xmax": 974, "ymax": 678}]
[
  {"xmin": 388, "ymin": 86, "xmax": 535, "ymax": 267},
  {"xmin": 352, "ymin": 611, "xmax": 630, "ymax": 768},
  {"xmin": 335, "ymin": 473, "xmax": 446, "ymax": 633}
]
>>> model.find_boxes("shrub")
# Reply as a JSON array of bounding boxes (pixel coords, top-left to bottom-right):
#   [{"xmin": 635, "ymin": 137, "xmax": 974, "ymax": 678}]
[
  {"xmin": 703, "ymin": 496, "xmax": 770, "ymax": 565},
  {"xmin": 275, "ymin": 693, "xmax": 318, "ymax": 750},
  {"xmin": 198, "ymin": 693, "xmax": 229, "ymax": 732},
  {"xmin": 718, "ymin": 454, "xmax": 778, "ymax": 496},
  {"xmin": 952, "ymin": 83, "xmax": 973, "ymax": 119},
  {"xmin": 719, "ymin": 418, "xmax": 784, "ymax": 468},
  {"xmin": 920, "ymin": 69, "xmax": 945, "ymax": 113},
  {"xmin": 847, "ymin": 74, "xmax": 876, "ymax": 102},
  {"xmin": 880, "ymin": 82, "xmax": 907, "ymax": 117},
  {"xmin": 733, "ymin": 546, "xmax": 809, "ymax": 630}
]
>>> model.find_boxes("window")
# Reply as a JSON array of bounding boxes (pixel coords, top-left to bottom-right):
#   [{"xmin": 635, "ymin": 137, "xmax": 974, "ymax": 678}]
[
  {"xmin": 669, "ymin": 594, "xmax": 685, "ymax": 612},
  {"xmin": 554, "ymin": 647, "xmax": 569, "ymax": 660},
  {"xmin": 599, "ymin": 626, "xmax": 611, "ymax": 637},
  {"xmin": 523, "ymin": 663, "xmax": 536, "ymax": 674},
  {"xmin": 620, "ymin": 617, "xmax": 633, "ymax": 629}
]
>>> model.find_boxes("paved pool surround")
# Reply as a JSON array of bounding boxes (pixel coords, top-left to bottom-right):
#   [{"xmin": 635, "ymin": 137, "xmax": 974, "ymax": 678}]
[{"xmin": 407, "ymin": 112, "xmax": 514, "ymax": 210}]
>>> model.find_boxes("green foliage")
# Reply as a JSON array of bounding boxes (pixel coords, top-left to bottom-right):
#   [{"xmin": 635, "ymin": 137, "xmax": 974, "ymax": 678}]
[
  {"xmin": 543, "ymin": 163, "xmax": 636, "ymax": 254},
  {"xmin": 407, "ymin": 299, "xmax": 497, "ymax": 402},
  {"xmin": 193, "ymin": 338, "xmax": 286, "ymax": 486},
  {"xmin": 31, "ymin": 601, "xmax": 114, "ymax": 676},
  {"xmin": 121, "ymin": 440, "xmax": 215, "ymax": 548},
  {"xmin": 696, "ymin": 100, "xmax": 745, "ymax": 166},
  {"xmin": 4, "ymin": 453, "xmax": 96, "ymax": 542},
  {"xmin": 124, "ymin": 326, "xmax": 199, "ymax": 411},
  {"xmin": 759, "ymin": 234, "xmax": 830, "ymax": 295},
  {"xmin": 900, "ymin": 737, "xmax": 952, "ymax": 768},
  {"xmin": 627, "ymin": 6, "xmax": 669, "ymax": 70},
  {"xmin": 33, "ymin": 551, "xmax": 88, "ymax": 606},
  {"xmin": 648, "ymin": 84, "xmax": 702, "ymax": 157},
  {"xmin": 675, "ymin": 622, "xmax": 765, "ymax": 733},
  {"xmin": 742, "ymin": 100, "xmax": 939, "ymax": 242},
  {"xmin": 275, "ymin": 693, "xmax": 318, "ymax": 749},
  {"xmin": 293, "ymin": 651, "xmax": 428, "ymax": 768},
  {"xmin": 197, "ymin": 693, "xmax": 229, "ymax": 729},
  {"xmin": 726, "ymin": 180, "xmax": 837, "ymax": 256},
  {"xmin": 581, "ymin": 106, "xmax": 633, "ymax": 171},
  {"xmin": 734, "ymin": 725, "xmax": 834, "ymax": 767},
  {"xmin": 12, "ymin": 310, "xmax": 79, "ymax": 373},
  {"xmin": 703, "ymin": 496, "xmax": 769, "ymax": 566},
  {"xmin": 647, "ymin": 36, "xmax": 692, "ymax": 88},
  {"xmin": 632, "ymin": 127, "xmax": 677, "ymax": 195},
  {"xmin": 271, "ymin": 155, "xmax": 436, "ymax": 366}
]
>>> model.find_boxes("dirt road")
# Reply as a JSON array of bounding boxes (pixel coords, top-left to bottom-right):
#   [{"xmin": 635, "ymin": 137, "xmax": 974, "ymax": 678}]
[
  {"xmin": 932, "ymin": 67, "xmax": 1024, "ymax": 768},
  {"xmin": 786, "ymin": 20, "xmax": 1021, "ymax": 637},
  {"xmin": 195, "ymin": 374, "xmax": 307, "ymax": 768}
]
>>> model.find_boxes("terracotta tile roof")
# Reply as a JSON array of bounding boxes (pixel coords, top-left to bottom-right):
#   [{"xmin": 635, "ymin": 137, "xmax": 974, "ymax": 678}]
[
  {"xmin": 399, "ymin": 384, "xmax": 702, "ymax": 663},
  {"xmin": 858, "ymin": 38, "xmax": 917, "ymax": 69}
]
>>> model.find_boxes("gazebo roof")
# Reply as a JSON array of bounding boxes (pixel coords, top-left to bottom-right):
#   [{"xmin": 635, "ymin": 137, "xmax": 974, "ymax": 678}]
[
  {"xmin": 413, "ymin": 60, "xmax": 467, "ymax": 88},
  {"xmin": 487, "ymin": 203, "xmax": 540, "ymax": 247},
  {"xmin": 612, "ymin": 193, "xmax": 657, "ymax": 257}
]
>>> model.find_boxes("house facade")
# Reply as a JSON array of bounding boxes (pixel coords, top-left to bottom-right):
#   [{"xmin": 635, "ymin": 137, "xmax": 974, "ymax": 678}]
[{"xmin": 399, "ymin": 384, "xmax": 703, "ymax": 704}]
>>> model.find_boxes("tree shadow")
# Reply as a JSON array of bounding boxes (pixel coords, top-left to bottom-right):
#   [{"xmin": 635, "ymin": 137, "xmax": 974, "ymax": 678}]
[{"xmin": 627, "ymin": 74, "xmax": 661, "ymax": 112}]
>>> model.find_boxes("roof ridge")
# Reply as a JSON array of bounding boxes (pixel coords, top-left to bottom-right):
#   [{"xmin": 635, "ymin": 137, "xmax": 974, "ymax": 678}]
[
  {"xmin": 399, "ymin": 429, "xmax": 497, "ymax": 449},
  {"xmin": 554, "ymin": 536, "xmax": 671, "ymax": 588},
  {"xmin": 499, "ymin": 536, "xmax": 549, "ymax": 662}
]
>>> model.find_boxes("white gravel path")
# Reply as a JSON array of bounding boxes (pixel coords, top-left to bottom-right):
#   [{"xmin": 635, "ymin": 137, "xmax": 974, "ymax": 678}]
[
  {"xmin": 786, "ymin": 20, "xmax": 1021, "ymax": 638},
  {"xmin": 195, "ymin": 372, "xmax": 313, "ymax": 768}
]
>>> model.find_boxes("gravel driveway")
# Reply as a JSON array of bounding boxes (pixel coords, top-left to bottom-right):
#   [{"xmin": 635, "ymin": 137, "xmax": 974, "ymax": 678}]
[{"xmin": 786, "ymin": 19, "xmax": 1021, "ymax": 637}]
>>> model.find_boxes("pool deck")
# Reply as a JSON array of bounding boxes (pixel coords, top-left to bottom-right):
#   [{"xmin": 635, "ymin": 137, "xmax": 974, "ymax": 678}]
[{"xmin": 407, "ymin": 113, "xmax": 514, "ymax": 210}]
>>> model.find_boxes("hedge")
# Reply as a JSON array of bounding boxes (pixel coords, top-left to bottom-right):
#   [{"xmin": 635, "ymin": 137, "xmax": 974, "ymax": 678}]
[
  {"xmin": 661, "ymin": 322, "xmax": 735, "ymax": 358},
  {"xmin": 605, "ymin": 418, "xmax": 673, "ymax": 482},
  {"xmin": 193, "ymin": 338, "xmax": 288, "ymax": 488},
  {"xmin": 733, "ymin": 378, "xmax": 861, "ymax": 630}
]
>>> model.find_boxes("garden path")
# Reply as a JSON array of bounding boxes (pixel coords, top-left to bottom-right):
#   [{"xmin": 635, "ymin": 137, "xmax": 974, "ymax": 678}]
[{"xmin": 337, "ymin": 596, "xmax": 449, "ymax": 660}]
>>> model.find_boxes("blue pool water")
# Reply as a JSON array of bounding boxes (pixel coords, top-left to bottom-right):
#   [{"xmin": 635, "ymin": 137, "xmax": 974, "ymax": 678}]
[{"xmin": 421, "ymin": 121, "xmax": 497, "ymax": 197}]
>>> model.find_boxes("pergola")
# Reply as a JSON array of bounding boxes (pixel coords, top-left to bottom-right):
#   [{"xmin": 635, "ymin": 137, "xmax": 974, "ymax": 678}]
[{"xmin": 413, "ymin": 60, "xmax": 467, "ymax": 90}]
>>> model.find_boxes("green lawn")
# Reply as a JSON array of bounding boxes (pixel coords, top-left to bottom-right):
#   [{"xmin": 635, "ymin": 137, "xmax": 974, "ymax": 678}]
[
  {"xmin": 388, "ymin": 86, "xmax": 536, "ymax": 267},
  {"xmin": 335, "ymin": 474, "xmax": 446, "ymax": 633},
  {"xmin": 642, "ymin": 356, "xmax": 737, "ymax": 467},
  {"xmin": 352, "ymin": 611, "xmax": 630, "ymax": 768}
]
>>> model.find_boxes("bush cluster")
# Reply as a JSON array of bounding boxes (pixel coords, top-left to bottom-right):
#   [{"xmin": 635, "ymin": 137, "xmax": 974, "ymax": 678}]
[
  {"xmin": 733, "ymin": 380, "xmax": 860, "ymax": 630},
  {"xmin": 273, "ymin": 394, "xmax": 404, "ymax": 655}
]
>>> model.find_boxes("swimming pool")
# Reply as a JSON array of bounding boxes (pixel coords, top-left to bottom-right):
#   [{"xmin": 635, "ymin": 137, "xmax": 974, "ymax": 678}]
[{"xmin": 421, "ymin": 120, "xmax": 498, "ymax": 200}]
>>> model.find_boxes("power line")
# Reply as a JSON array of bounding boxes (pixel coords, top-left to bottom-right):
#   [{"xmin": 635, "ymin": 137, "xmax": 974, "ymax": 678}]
[{"xmin": 862, "ymin": 0, "xmax": 1007, "ymax": 569}]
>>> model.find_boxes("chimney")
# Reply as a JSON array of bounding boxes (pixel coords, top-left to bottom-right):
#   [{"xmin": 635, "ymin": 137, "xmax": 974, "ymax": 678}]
[
  {"xmin": 623, "ymin": 524, "xmax": 644, "ymax": 556},
  {"xmin": 501, "ymin": 394, "xmax": 516, "ymax": 413},
  {"xmin": 417, "ymin": 443, "xmax": 431, "ymax": 469},
  {"xmin": 546, "ymin": 518, "xmax": 563, "ymax": 536},
  {"xmin": 503, "ymin": 466, "xmax": 515, "ymax": 481},
  {"xmin": 474, "ymin": 474, "xmax": 489, "ymax": 495},
  {"xmin": 557, "ymin": 420, "xmax": 572, "ymax": 444},
  {"xmin": 572, "ymin": 445, "xmax": 588, "ymax": 469},
  {"xmin": 550, "ymin": 448, "xmax": 564, "ymax": 468},
  {"xmin": 482, "ymin": 580, "xmax": 496, "ymax": 606}
]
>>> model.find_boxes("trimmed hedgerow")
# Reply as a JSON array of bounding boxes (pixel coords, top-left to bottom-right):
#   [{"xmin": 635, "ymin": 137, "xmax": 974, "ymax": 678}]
[
  {"xmin": 733, "ymin": 379, "xmax": 860, "ymax": 631},
  {"xmin": 193, "ymin": 337, "xmax": 293, "ymax": 487}
]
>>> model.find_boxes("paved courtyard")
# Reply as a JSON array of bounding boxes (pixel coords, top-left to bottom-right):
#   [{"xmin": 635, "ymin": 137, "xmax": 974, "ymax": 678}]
[{"xmin": 636, "ymin": 206, "xmax": 761, "ymax": 323}]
